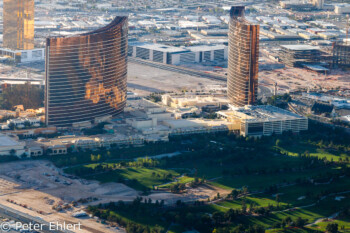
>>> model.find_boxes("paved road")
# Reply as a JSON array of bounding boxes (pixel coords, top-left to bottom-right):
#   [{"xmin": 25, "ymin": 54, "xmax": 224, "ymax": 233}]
[
  {"xmin": 0, "ymin": 219, "xmax": 17, "ymax": 233},
  {"xmin": 0, "ymin": 204, "xmax": 71, "ymax": 233}
]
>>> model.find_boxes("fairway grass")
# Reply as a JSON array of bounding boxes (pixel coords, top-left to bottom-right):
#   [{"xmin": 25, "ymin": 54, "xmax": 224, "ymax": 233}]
[
  {"xmin": 158, "ymin": 176, "xmax": 195, "ymax": 188},
  {"xmin": 276, "ymin": 143, "xmax": 348, "ymax": 162},
  {"xmin": 307, "ymin": 217, "xmax": 350, "ymax": 232},
  {"xmin": 107, "ymin": 209, "xmax": 169, "ymax": 231},
  {"xmin": 218, "ymin": 197, "xmax": 288, "ymax": 210},
  {"xmin": 209, "ymin": 167, "xmax": 337, "ymax": 191},
  {"xmin": 167, "ymin": 225, "xmax": 186, "ymax": 233},
  {"xmin": 61, "ymin": 130, "xmax": 350, "ymax": 232},
  {"xmin": 68, "ymin": 167, "xmax": 180, "ymax": 191}
]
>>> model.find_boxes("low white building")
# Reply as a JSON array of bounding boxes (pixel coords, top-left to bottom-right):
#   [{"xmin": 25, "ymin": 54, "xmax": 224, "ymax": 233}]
[
  {"xmin": 73, "ymin": 135, "xmax": 145, "ymax": 150},
  {"xmin": 145, "ymin": 108, "xmax": 173, "ymax": 120},
  {"xmin": 162, "ymin": 94, "xmax": 229, "ymax": 108},
  {"xmin": 7, "ymin": 117, "xmax": 41, "ymax": 128},
  {"xmin": 126, "ymin": 118, "xmax": 157, "ymax": 129},
  {"xmin": 163, "ymin": 119, "xmax": 233, "ymax": 135},
  {"xmin": 96, "ymin": 135, "xmax": 144, "ymax": 147},
  {"xmin": 334, "ymin": 4, "xmax": 350, "ymax": 14},
  {"xmin": 47, "ymin": 145, "xmax": 67, "ymax": 155},
  {"xmin": 28, "ymin": 146, "xmax": 43, "ymax": 157},
  {"xmin": 0, "ymin": 134, "xmax": 26, "ymax": 156},
  {"xmin": 74, "ymin": 139, "xmax": 98, "ymax": 150},
  {"xmin": 202, "ymin": 16, "xmax": 221, "ymax": 25},
  {"xmin": 178, "ymin": 21, "xmax": 208, "ymax": 29},
  {"xmin": 0, "ymin": 48, "xmax": 45, "ymax": 63}
]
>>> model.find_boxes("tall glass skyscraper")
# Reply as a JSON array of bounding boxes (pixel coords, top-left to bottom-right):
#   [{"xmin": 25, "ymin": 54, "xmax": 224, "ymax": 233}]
[
  {"xmin": 45, "ymin": 16, "xmax": 128, "ymax": 127},
  {"xmin": 3, "ymin": 0, "xmax": 34, "ymax": 50},
  {"xmin": 228, "ymin": 6, "xmax": 259, "ymax": 107}
]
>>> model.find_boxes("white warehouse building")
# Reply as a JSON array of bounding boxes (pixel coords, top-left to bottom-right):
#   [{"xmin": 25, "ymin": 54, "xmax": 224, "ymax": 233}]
[
  {"xmin": 129, "ymin": 42, "xmax": 190, "ymax": 65},
  {"xmin": 129, "ymin": 42, "xmax": 228, "ymax": 65},
  {"xmin": 188, "ymin": 45, "xmax": 228, "ymax": 63}
]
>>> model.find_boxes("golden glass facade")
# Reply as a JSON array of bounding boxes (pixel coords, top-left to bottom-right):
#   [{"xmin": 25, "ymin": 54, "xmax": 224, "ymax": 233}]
[
  {"xmin": 228, "ymin": 6, "xmax": 259, "ymax": 107},
  {"xmin": 45, "ymin": 16, "xmax": 128, "ymax": 127},
  {"xmin": 3, "ymin": 0, "xmax": 34, "ymax": 50}
]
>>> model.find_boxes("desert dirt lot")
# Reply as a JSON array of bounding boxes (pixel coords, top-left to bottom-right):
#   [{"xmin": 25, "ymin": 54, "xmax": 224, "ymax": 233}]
[
  {"xmin": 127, "ymin": 62, "xmax": 224, "ymax": 95},
  {"xmin": 259, "ymin": 67, "xmax": 350, "ymax": 94},
  {"xmin": 257, "ymin": 53, "xmax": 350, "ymax": 94},
  {"xmin": 127, "ymin": 59, "xmax": 350, "ymax": 98},
  {"xmin": 0, "ymin": 160, "xmax": 229, "ymax": 233}
]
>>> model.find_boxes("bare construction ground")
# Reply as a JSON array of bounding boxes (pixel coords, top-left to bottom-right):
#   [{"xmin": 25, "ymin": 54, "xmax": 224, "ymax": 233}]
[
  {"xmin": 257, "ymin": 54, "xmax": 350, "ymax": 94},
  {"xmin": 259, "ymin": 67, "xmax": 350, "ymax": 94},
  {"xmin": 127, "ymin": 57, "xmax": 349, "ymax": 98},
  {"xmin": 0, "ymin": 160, "xmax": 227, "ymax": 232},
  {"xmin": 127, "ymin": 62, "xmax": 223, "ymax": 95}
]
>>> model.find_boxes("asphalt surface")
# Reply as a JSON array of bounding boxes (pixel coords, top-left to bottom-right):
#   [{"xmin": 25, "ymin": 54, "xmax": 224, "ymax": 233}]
[{"xmin": 0, "ymin": 204, "xmax": 69, "ymax": 233}]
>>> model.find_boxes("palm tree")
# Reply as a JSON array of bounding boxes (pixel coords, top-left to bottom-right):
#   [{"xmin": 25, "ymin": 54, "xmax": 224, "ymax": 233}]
[
  {"xmin": 276, "ymin": 194, "xmax": 280, "ymax": 208},
  {"xmin": 9, "ymin": 149, "xmax": 16, "ymax": 157}
]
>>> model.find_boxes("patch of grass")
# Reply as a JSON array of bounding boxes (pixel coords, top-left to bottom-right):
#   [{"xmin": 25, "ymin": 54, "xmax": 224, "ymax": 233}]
[
  {"xmin": 196, "ymin": 202, "xmax": 232, "ymax": 213},
  {"xmin": 238, "ymin": 195, "xmax": 350, "ymax": 229},
  {"xmin": 209, "ymin": 167, "xmax": 337, "ymax": 192},
  {"xmin": 256, "ymin": 175, "xmax": 350, "ymax": 207},
  {"xmin": 218, "ymin": 197, "xmax": 288, "ymax": 210},
  {"xmin": 276, "ymin": 143, "xmax": 347, "ymax": 162},
  {"xmin": 167, "ymin": 224, "xmax": 186, "ymax": 233},
  {"xmin": 62, "ymin": 126, "xmax": 350, "ymax": 232},
  {"xmin": 267, "ymin": 228, "xmax": 320, "ymax": 233},
  {"xmin": 81, "ymin": 167, "xmax": 179, "ymax": 191},
  {"xmin": 108, "ymin": 209, "xmax": 169, "ymax": 231},
  {"xmin": 307, "ymin": 217, "xmax": 350, "ymax": 232},
  {"xmin": 241, "ymin": 207, "xmax": 324, "ymax": 228},
  {"xmin": 158, "ymin": 176, "xmax": 194, "ymax": 188}
]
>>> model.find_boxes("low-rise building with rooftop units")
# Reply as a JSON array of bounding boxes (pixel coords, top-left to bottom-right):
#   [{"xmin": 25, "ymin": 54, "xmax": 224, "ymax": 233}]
[
  {"xmin": 217, "ymin": 105, "xmax": 308, "ymax": 137},
  {"xmin": 162, "ymin": 94, "xmax": 229, "ymax": 109},
  {"xmin": 163, "ymin": 119, "xmax": 234, "ymax": 135}
]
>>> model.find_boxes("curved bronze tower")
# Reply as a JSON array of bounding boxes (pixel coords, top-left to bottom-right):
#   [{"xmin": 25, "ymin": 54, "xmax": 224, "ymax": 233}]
[
  {"xmin": 228, "ymin": 6, "xmax": 259, "ymax": 107},
  {"xmin": 45, "ymin": 16, "xmax": 128, "ymax": 127}
]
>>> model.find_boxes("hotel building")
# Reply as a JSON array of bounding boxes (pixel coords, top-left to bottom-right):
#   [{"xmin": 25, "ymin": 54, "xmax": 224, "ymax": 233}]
[
  {"xmin": 227, "ymin": 6, "xmax": 259, "ymax": 107},
  {"xmin": 45, "ymin": 16, "xmax": 128, "ymax": 127}
]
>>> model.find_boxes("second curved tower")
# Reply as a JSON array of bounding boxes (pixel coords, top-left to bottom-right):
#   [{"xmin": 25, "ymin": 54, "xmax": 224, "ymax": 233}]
[{"xmin": 228, "ymin": 6, "xmax": 259, "ymax": 107}]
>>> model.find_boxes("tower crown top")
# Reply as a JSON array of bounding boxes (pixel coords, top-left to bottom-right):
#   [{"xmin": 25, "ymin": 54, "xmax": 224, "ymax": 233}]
[{"xmin": 230, "ymin": 6, "xmax": 245, "ymax": 18}]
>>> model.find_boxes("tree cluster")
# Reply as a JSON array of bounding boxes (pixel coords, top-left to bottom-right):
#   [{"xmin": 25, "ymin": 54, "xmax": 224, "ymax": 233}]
[
  {"xmin": 0, "ymin": 83, "xmax": 44, "ymax": 110},
  {"xmin": 87, "ymin": 198, "xmax": 266, "ymax": 233}
]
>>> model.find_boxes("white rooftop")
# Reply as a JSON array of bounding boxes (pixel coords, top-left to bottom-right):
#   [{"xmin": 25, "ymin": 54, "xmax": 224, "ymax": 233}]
[
  {"xmin": 0, "ymin": 134, "xmax": 21, "ymax": 147},
  {"xmin": 219, "ymin": 105, "xmax": 305, "ymax": 122},
  {"xmin": 131, "ymin": 42, "xmax": 189, "ymax": 53},
  {"xmin": 281, "ymin": 44, "xmax": 320, "ymax": 51},
  {"xmin": 189, "ymin": 45, "xmax": 226, "ymax": 52}
]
